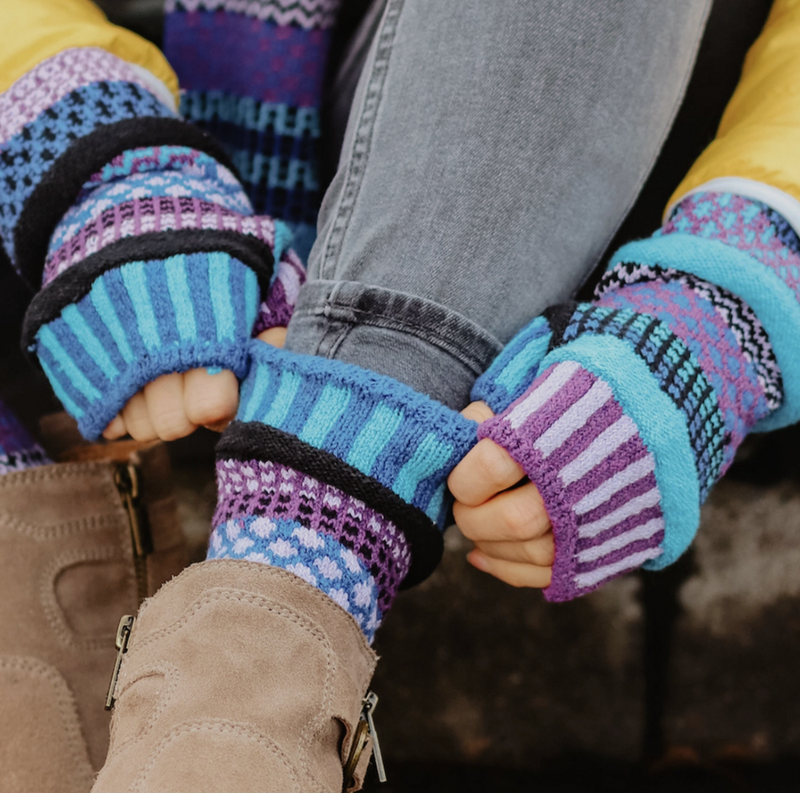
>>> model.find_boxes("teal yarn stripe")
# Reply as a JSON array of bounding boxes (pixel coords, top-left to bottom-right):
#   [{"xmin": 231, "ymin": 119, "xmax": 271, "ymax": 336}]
[
  {"xmin": 61, "ymin": 304, "xmax": 120, "ymax": 380},
  {"xmin": 242, "ymin": 360, "xmax": 271, "ymax": 422},
  {"xmin": 263, "ymin": 371, "xmax": 302, "ymax": 427},
  {"xmin": 38, "ymin": 356, "xmax": 84, "ymax": 419},
  {"xmin": 496, "ymin": 329, "xmax": 551, "ymax": 391},
  {"xmin": 209, "ymin": 252, "xmax": 236, "ymax": 341},
  {"xmin": 244, "ymin": 267, "xmax": 259, "ymax": 332},
  {"xmin": 120, "ymin": 261, "xmax": 161, "ymax": 350},
  {"xmin": 36, "ymin": 326, "xmax": 103, "ymax": 402},
  {"xmin": 393, "ymin": 433, "xmax": 455, "ymax": 505},
  {"xmin": 298, "ymin": 384, "xmax": 351, "ymax": 447},
  {"xmin": 164, "ymin": 255, "xmax": 198, "ymax": 341},
  {"xmin": 91, "ymin": 278, "xmax": 135, "ymax": 364},
  {"xmin": 346, "ymin": 403, "xmax": 404, "ymax": 476}
]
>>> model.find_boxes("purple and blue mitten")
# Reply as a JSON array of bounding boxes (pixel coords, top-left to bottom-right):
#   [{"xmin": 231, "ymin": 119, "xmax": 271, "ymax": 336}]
[
  {"xmin": 1, "ymin": 47, "xmax": 304, "ymax": 440},
  {"xmin": 473, "ymin": 192, "xmax": 798, "ymax": 601},
  {"xmin": 209, "ymin": 341, "xmax": 478, "ymax": 641},
  {"xmin": 164, "ymin": 0, "xmax": 342, "ymax": 260},
  {"xmin": 0, "ymin": 398, "xmax": 50, "ymax": 475}
]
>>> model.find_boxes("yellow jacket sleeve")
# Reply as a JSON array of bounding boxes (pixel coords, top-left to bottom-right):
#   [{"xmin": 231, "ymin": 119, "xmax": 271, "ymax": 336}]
[
  {"xmin": 0, "ymin": 0, "xmax": 178, "ymax": 104},
  {"xmin": 669, "ymin": 0, "xmax": 800, "ymax": 212}
]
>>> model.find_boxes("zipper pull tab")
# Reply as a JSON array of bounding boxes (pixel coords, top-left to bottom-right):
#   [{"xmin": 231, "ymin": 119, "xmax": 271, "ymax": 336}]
[
  {"xmin": 363, "ymin": 690, "xmax": 387, "ymax": 783},
  {"xmin": 114, "ymin": 463, "xmax": 153, "ymax": 558},
  {"xmin": 105, "ymin": 614, "xmax": 135, "ymax": 711}
]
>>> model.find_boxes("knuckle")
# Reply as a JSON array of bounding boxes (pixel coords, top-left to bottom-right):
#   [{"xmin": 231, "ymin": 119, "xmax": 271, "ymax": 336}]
[
  {"xmin": 477, "ymin": 441, "xmax": 519, "ymax": 488},
  {"xmin": 503, "ymin": 498, "xmax": 535, "ymax": 540}
]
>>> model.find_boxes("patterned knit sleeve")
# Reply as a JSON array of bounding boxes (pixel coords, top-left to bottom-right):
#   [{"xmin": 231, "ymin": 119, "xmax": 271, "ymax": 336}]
[
  {"xmin": 472, "ymin": 192, "xmax": 796, "ymax": 601},
  {"xmin": 1, "ymin": 3, "xmax": 303, "ymax": 440}
]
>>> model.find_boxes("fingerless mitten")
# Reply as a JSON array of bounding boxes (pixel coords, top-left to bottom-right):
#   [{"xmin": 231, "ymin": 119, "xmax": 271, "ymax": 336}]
[{"xmin": 473, "ymin": 192, "xmax": 798, "ymax": 600}]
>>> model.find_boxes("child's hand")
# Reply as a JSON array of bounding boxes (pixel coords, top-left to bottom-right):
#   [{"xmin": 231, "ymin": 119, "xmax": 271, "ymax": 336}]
[
  {"xmin": 448, "ymin": 401, "xmax": 555, "ymax": 587},
  {"xmin": 102, "ymin": 327, "xmax": 287, "ymax": 442}
]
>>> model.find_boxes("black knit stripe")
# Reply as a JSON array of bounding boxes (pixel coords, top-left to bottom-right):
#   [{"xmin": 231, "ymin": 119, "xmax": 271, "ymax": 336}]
[
  {"xmin": 544, "ymin": 301, "xmax": 578, "ymax": 351},
  {"xmin": 21, "ymin": 229, "xmax": 275, "ymax": 348},
  {"xmin": 216, "ymin": 421, "xmax": 444, "ymax": 588},
  {"xmin": 14, "ymin": 117, "xmax": 238, "ymax": 289}
]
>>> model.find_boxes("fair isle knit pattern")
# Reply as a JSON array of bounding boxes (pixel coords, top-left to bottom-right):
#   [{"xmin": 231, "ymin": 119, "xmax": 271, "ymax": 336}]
[
  {"xmin": 472, "ymin": 193, "xmax": 796, "ymax": 599},
  {"xmin": 479, "ymin": 362, "xmax": 665, "ymax": 601},
  {"xmin": 0, "ymin": 80, "xmax": 173, "ymax": 270},
  {"xmin": 596, "ymin": 262, "xmax": 782, "ymax": 412},
  {"xmin": 0, "ymin": 48, "xmax": 171, "ymax": 146},
  {"xmin": 32, "ymin": 253, "xmax": 260, "ymax": 440},
  {"xmin": 558, "ymin": 302, "xmax": 726, "ymax": 501},
  {"xmin": 164, "ymin": 0, "xmax": 342, "ymax": 259},
  {"xmin": 209, "ymin": 456, "xmax": 412, "ymax": 639},
  {"xmin": 0, "ymin": 399, "xmax": 50, "ymax": 475}
]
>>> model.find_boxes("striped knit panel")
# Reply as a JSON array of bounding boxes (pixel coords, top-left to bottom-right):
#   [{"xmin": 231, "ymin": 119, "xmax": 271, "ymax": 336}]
[
  {"xmin": 239, "ymin": 341, "xmax": 479, "ymax": 527},
  {"xmin": 34, "ymin": 253, "xmax": 260, "ymax": 440},
  {"xmin": 209, "ymin": 457, "xmax": 412, "ymax": 641},
  {"xmin": 0, "ymin": 399, "xmax": 51, "ymax": 475},
  {"xmin": 164, "ymin": 0, "xmax": 342, "ymax": 259},
  {"xmin": 596, "ymin": 264, "xmax": 783, "ymax": 412},
  {"xmin": 595, "ymin": 280, "xmax": 772, "ymax": 477},
  {"xmin": 43, "ymin": 146, "xmax": 267, "ymax": 283},
  {"xmin": 0, "ymin": 50, "xmax": 175, "ymax": 273},
  {"xmin": 480, "ymin": 362, "xmax": 665, "ymax": 601},
  {"xmin": 254, "ymin": 247, "xmax": 307, "ymax": 332},
  {"xmin": 556, "ymin": 303, "xmax": 725, "ymax": 503},
  {"xmin": 471, "ymin": 314, "xmax": 553, "ymax": 414}
]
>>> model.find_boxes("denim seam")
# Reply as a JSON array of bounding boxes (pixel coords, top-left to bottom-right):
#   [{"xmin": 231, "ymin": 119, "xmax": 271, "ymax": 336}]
[
  {"xmin": 293, "ymin": 301, "xmax": 501, "ymax": 376},
  {"xmin": 317, "ymin": 0, "xmax": 404, "ymax": 281}
]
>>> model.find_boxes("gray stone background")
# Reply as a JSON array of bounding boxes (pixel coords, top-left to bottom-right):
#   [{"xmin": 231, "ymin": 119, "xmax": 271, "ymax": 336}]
[{"xmin": 3, "ymin": 1, "xmax": 800, "ymax": 790}]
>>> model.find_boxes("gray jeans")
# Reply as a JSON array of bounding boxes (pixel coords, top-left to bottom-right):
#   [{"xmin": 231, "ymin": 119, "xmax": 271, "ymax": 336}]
[{"xmin": 285, "ymin": 0, "xmax": 711, "ymax": 410}]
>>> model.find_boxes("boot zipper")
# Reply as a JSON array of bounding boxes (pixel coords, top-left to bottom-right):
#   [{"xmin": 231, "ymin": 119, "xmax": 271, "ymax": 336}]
[
  {"xmin": 343, "ymin": 690, "xmax": 387, "ymax": 789},
  {"xmin": 105, "ymin": 614, "xmax": 135, "ymax": 710},
  {"xmin": 114, "ymin": 462, "xmax": 153, "ymax": 604}
]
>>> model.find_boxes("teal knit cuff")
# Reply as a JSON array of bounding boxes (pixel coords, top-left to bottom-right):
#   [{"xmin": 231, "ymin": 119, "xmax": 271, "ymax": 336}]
[{"xmin": 30, "ymin": 253, "xmax": 260, "ymax": 440}]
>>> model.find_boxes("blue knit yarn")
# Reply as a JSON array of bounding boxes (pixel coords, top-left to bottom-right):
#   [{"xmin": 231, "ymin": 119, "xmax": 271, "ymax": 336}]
[
  {"xmin": 207, "ymin": 514, "xmax": 381, "ymax": 641},
  {"xmin": 33, "ymin": 253, "xmax": 260, "ymax": 439},
  {"xmin": 471, "ymin": 314, "xmax": 552, "ymax": 413},
  {"xmin": 0, "ymin": 81, "xmax": 173, "ymax": 266},
  {"xmin": 239, "ymin": 341, "xmax": 479, "ymax": 528}
]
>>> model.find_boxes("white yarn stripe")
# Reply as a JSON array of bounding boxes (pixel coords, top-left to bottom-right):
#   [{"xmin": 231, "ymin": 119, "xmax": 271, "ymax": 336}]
[
  {"xmin": 574, "ymin": 547, "xmax": 662, "ymax": 589},
  {"xmin": 574, "ymin": 455, "xmax": 655, "ymax": 516},
  {"xmin": 559, "ymin": 414, "xmax": 639, "ymax": 486},
  {"xmin": 576, "ymin": 517, "xmax": 664, "ymax": 564},
  {"xmin": 506, "ymin": 361, "xmax": 581, "ymax": 431},
  {"xmin": 578, "ymin": 488, "xmax": 661, "ymax": 539},
  {"xmin": 166, "ymin": 0, "xmax": 339, "ymax": 29},
  {"xmin": 534, "ymin": 379, "xmax": 612, "ymax": 458}
]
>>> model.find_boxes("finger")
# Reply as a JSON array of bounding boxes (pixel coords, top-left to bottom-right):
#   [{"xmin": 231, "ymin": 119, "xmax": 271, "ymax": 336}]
[
  {"xmin": 256, "ymin": 327, "xmax": 287, "ymax": 348},
  {"xmin": 143, "ymin": 372, "xmax": 196, "ymax": 441},
  {"xmin": 474, "ymin": 530, "xmax": 555, "ymax": 567},
  {"xmin": 183, "ymin": 368, "xmax": 239, "ymax": 431},
  {"xmin": 102, "ymin": 413, "xmax": 127, "ymax": 440},
  {"xmin": 453, "ymin": 481, "xmax": 550, "ymax": 542},
  {"xmin": 448, "ymin": 438, "xmax": 525, "ymax": 506},
  {"xmin": 460, "ymin": 400, "xmax": 494, "ymax": 424},
  {"xmin": 121, "ymin": 391, "xmax": 157, "ymax": 441},
  {"xmin": 467, "ymin": 550, "xmax": 553, "ymax": 589}
]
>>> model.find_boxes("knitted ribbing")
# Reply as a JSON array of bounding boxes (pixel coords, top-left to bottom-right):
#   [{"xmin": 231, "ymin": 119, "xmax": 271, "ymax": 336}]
[
  {"xmin": 208, "ymin": 339, "xmax": 478, "ymax": 635},
  {"xmin": 473, "ymin": 192, "xmax": 791, "ymax": 599},
  {"xmin": 0, "ymin": 399, "xmax": 50, "ymax": 475},
  {"xmin": 164, "ymin": 0, "xmax": 342, "ymax": 259}
]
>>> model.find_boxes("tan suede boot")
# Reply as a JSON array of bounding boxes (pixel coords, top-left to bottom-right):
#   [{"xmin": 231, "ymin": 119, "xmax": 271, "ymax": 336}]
[
  {"xmin": 95, "ymin": 560, "xmax": 379, "ymax": 793},
  {"xmin": 0, "ymin": 418, "xmax": 188, "ymax": 793}
]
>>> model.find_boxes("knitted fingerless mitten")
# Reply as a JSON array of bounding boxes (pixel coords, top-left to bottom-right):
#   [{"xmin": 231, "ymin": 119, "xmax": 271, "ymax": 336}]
[
  {"xmin": 473, "ymin": 192, "xmax": 799, "ymax": 601},
  {"xmin": 0, "ymin": 398, "xmax": 50, "ymax": 474},
  {"xmin": 210, "ymin": 341, "xmax": 478, "ymax": 641},
  {"xmin": 164, "ymin": 0, "xmax": 342, "ymax": 260},
  {"xmin": 2, "ymin": 48, "xmax": 304, "ymax": 440}
]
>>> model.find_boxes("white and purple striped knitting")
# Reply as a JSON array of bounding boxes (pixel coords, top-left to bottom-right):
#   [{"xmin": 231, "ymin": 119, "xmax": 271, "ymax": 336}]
[
  {"xmin": 474, "ymin": 192, "xmax": 794, "ymax": 600},
  {"xmin": 210, "ymin": 339, "xmax": 478, "ymax": 639}
]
